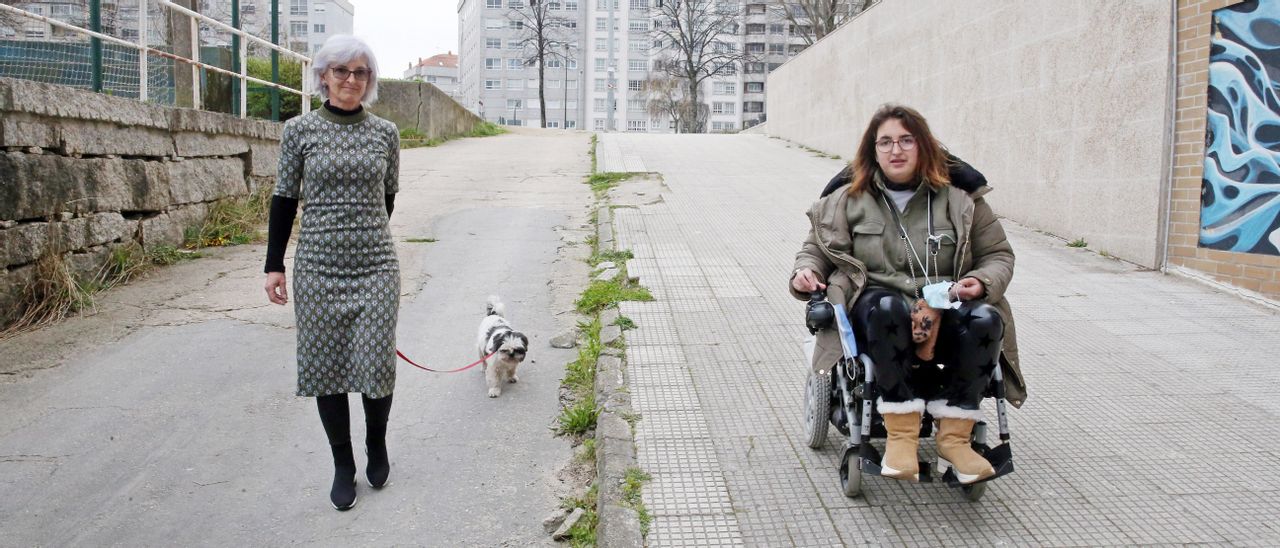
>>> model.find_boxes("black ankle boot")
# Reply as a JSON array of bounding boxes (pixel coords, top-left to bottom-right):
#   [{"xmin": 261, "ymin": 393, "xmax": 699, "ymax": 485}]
[
  {"xmin": 362, "ymin": 393, "xmax": 393, "ymax": 489},
  {"xmin": 330, "ymin": 441, "xmax": 357, "ymax": 511},
  {"xmin": 366, "ymin": 439, "xmax": 389, "ymax": 489}
]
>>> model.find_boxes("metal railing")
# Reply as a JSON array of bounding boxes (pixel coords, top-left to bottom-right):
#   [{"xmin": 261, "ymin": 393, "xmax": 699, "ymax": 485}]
[{"xmin": 0, "ymin": 1, "xmax": 310, "ymax": 119}]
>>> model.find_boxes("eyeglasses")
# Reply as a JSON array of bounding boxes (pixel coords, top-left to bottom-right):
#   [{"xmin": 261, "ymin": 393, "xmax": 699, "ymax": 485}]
[
  {"xmin": 330, "ymin": 67, "xmax": 372, "ymax": 82},
  {"xmin": 875, "ymin": 136, "xmax": 916, "ymax": 153}
]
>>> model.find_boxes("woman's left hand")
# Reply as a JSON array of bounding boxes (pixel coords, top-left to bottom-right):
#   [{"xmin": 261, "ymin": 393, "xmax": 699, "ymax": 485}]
[{"xmin": 951, "ymin": 277, "xmax": 986, "ymax": 301}]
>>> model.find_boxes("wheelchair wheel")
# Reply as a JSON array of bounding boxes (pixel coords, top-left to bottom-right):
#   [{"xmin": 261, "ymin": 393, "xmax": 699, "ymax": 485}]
[
  {"xmin": 802, "ymin": 369, "xmax": 831, "ymax": 449},
  {"xmin": 839, "ymin": 448, "xmax": 862, "ymax": 497},
  {"xmin": 963, "ymin": 482, "xmax": 987, "ymax": 501}
]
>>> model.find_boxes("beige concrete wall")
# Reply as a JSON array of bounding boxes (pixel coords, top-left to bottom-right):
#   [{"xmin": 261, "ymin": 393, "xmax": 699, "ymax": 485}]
[
  {"xmin": 767, "ymin": 0, "xmax": 1174, "ymax": 268},
  {"xmin": 368, "ymin": 80, "xmax": 484, "ymax": 140}
]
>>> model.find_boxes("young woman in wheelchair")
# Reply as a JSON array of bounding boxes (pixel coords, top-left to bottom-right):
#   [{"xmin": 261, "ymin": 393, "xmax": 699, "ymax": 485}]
[{"xmin": 789, "ymin": 104, "xmax": 1025, "ymax": 485}]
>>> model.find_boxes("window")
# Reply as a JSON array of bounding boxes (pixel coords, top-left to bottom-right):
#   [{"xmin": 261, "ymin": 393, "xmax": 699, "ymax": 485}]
[
  {"xmin": 508, "ymin": 40, "xmax": 523, "ymax": 50},
  {"xmin": 595, "ymin": 119, "xmax": 606, "ymax": 130},
  {"xmin": 567, "ymin": 80, "xmax": 579, "ymax": 89},
  {"xmin": 508, "ymin": 0, "xmax": 525, "ymax": 7},
  {"xmin": 629, "ymin": 0, "xmax": 648, "ymax": 9},
  {"xmin": 486, "ymin": 38, "xmax": 502, "ymax": 49},
  {"xmin": 594, "ymin": 58, "xmax": 608, "ymax": 72},
  {"xmin": 627, "ymin": 80, "xmax": 642, "ymax": 91},
  {"xmin": 313, "ymin": 4, "xmax": 325, "ymax": 12},
  {"xmin": 768, "ymin": 43, "xmax": 784, "ymax": 54},
  {"xmin": 628, "ymin": 59, "xmax": 646, "ymax": 72},
  {"xmin": 743, "ymin": 101, "xmax": 764, "ymax": 113},
  {"xmin": 745, "ymin": 62, "xmax": 766, "ymax": 74},
  {"xmin": 746, "ymin": 24, "xmax": 765, "ymax": 35},
  {"xmin": 565, "ymin": 0, "xmax": 579, "ymax": 9},
  {"xmin": 596, "ymin": 0, "xmax": 616, "ymax": 8},
  {"xmin": 485, "ymin": 79, "xmax": 501, "ymax": 90},
  {"xmin": 24, "ymin": 24, "xmax": 45, "ymax": 39},
  {"xmin": 313, "ymin": 24, "xmax": 325, "ymax": 33},
  {"xmin": 628, "ymin": 38, "xmax": 646, "ymax": 53},
  {"xmin": 712, "ymin": 121, "xmax": 736, "ymax": 132},
  {"xmin": 746, "ymin": 43, "xmax": 765, "ymax": 54},
  {"xmin": 486, "ymin": 19, "xmax": 504, "ymax": 30},
  {"xmin": 769, "ymin": 23, "xmax": 784, "ymax": 35},
  {"xmin": 547, "ymin": 79, "xmax": 562, "ymax": 88},
  {"xmin": 427, "ymin": 76, "xmax": 438, "ymax": 83},
  {"xmin": 508, "ymin": 58, "xmax": 524, "ymax": 70},
  {"xmin": 627, "ymin": 120, "xmax": 647, "ymax": 132},
  {"xmin": 596, "ymin": 18, "xmax": 607, "ymax": 31},
  {"xmin": 746, "ymin": 3, "xmax": 766, "ymax": 14},
  {"xmin": 290, "ymin": 22, "xmax": 308, "ymax": 36},
  {"xmin": 594, "ymin": 98, "xmax": 607, "ymax": 110},
  {"xmin": 290, "ymin": 0, "xmax": 307, "ymax": 16},
  {"xmin": 507, "ymin": 79, "xmax": 523, "ymax": 90},
  {"xmin": 508, "ymin": 20, "xmax": 525, "ymax": 30},
  {"xmin": 713, "ymin": 82, "xmax": 735, "ymax": 95},
  {"xmin": 594, "ymin": 79, "xmax": 607, "ymax": 92},
  {"xmin": 716, "ymin": 63, "xmax": 736, "ymax": 75},
  {"xmin": 547, "ymin": 121, "xmax": 560, "ymax": 128},
  {"xmin": 567, "ymin": 120, "xmax": 577, "ymax": 129},
  {"xmin": 629, "ymin": 20, "xmax": 648, "ymax": 32},
  {"xmin": 628, "ymin": 101, "xmax": 645, "ymax": 112},
  {"xmin": 507, "ymin": 99, "xmax": 523, "ymax": 109},
  {"xmin": 528, "ymin": 78, "xmax": 539, "ymax": 87},
  {"xmin": 548, "ymin": 1, "xmax": 562, "ymax": 9},
  {"xmin": 547, "ymin": 58, "xmax": 562, "ymax": 68},
  {"xmin": 595, "ymin": 38, "xmax": 607, "ymax": 52},
  {"xmin": 713, "ymin": 102, "xmax": 735, "ymax": 114},
  {"xmin": 745, "ymin": 82, "xmax": 764, "ymax": 93},
  {"xmin": 486, "ymin": 58, "xmax": 502, "ymax": 70},
  {"xmin": 486, "ymin": 0, "xmax": 502, "ymax": 7},
  {"xmin": 567, "ymin": 59, "xmax": 578, "ymax": 69}
]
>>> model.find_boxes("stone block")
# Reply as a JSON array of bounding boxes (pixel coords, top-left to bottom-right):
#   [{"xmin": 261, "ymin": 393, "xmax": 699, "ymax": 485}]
[
  {"xmin": 140, "ymin": 203, "xmax": 209, "ymax": 249},
  {"xmin": 596, "ymin": 504, "xmax": 643, "ymax": 548},
  {"xmin": 0, "ymin": 222, "xmax": 49, "ymax": 268},
  {"xmin": 248, "ymin": 141, "xmax": 280, "ymax": 177},
  {"xmin": 0, "ymin": 77, "xmax": 169, "ymax": 128},
  {"xmin": 0, "ymin": 153, "xmax": 171, "ymax": 219},
  {"xmin": 600, "ymin": 325, "xmax": 623, "ymax": 346},
  {"xmin": 167, "ymin": 158, "xmax": 247, "ymax": 205},
  {"xmin": 0, "ymin": 263, "xmax": 37, "ymax": 328},
  {"xmin": 64, "ymin": 244, "xmax": 116, "ymax": 281},
  {"xmin": 0, "ymin": 113, "xmax": 57, "ymax": 149},
  {"xmin": 60, "ymin": 121, "xmax": 174, "ymax": 157},
  {"xmin": 174, "ymin": 132, "xmax": 251, "ymax": 158},
  {"xmin": 170, "ymin": 108, "xmax": 281, "ymax": 140}
]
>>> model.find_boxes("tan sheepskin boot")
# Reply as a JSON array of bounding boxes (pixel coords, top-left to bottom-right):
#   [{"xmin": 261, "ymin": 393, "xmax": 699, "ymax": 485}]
[
  {"xmin": 936, "ymin": 417, "xmax": 995, "ymax": 484},
  {"xmin": 880, "ymin": 412, "xmax": 922, "ymax": 481}
]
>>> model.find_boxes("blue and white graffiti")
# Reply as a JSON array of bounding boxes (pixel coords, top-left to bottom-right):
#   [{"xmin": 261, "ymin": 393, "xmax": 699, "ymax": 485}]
[{"xmin": 1203, "ymin": 0, "xmax": 1280, "ymax": 255}]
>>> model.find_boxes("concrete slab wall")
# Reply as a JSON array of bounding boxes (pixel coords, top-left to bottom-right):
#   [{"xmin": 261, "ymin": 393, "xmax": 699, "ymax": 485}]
[
  {"xmin": 368, "ymin": 80, "xmax": 484, "ymax": 140},
  {"xmin": 767, "ymin": 0, "xmax": 1174, "ymax": 269},
  {"xmin": 0, "ymin": 77, "xmax": 282, "ymax": 327}
]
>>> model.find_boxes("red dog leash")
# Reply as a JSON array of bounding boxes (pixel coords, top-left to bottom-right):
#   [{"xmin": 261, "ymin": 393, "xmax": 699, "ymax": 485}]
[{"xmin": 396, "ymin": 349, "xmax": 496, "ymax": 373}]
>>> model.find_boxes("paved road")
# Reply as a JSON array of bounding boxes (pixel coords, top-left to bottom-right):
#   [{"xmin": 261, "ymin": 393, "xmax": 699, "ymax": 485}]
[
  {"xmin": 599, "ymin": 133, "xmax": 1280, "ymax": 546},
  {"xmin": 0, "ymin": 128, "xmax": 594, "ymax": 546}
]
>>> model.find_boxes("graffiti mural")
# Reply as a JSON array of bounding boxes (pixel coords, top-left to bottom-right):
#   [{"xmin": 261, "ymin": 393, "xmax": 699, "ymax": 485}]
[{"xmin": 1202, "ymin": 0, "xmax": 1280, "ymax": 255}]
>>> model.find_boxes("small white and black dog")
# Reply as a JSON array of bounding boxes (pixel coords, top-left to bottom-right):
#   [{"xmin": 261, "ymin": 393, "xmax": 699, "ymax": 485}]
[{"xmin": 477, "ymin": 295, "xmax": 529, "ymax": 398}]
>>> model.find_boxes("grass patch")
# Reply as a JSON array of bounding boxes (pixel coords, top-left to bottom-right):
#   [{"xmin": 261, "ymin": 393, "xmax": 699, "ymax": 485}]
[
  {"xmin": 404, "ymin": 237, "xmax": 438, "ymax": 243},
  {"xmin": 563, "ymin": 483, "xmax": 599, "ymax": 548},
  {"xmin": 468, "ymin": 121, "xmax": 506, "ymax": 137},
  {"xmin": 621, "ymin": 467, "xmax": 653, "ymax": 536},
  {"xmin": 559, "ymin": 395, "xmax": 600, "ymax": 436},
  {"xmin": 586, "ymin": 172, "xmax": 638, "ymax": 196},
  {"xmin": 576, "ymin": 277, "xmax": 653, "ymax": 315},
  {"xmin": 590, "ymin": 133, "xmax": 598, "ymax": 173},
  {"xmin": 588, "ymin": 249, "xmax": 633, "ymax": 267},
  {"xmin": 575, "ymin": 438, "xmax": 597, "ymax": 464},
  {"xmin": 1067, "ymin": 238, "xmax": 1088, "ymax": 248},
  {"xmin": 563, "ymin": 317, "xmax": 603, "ymax": 395},
  {"xmin": 615, "ymin": 315, "xmax": 636, "ymax": 330},
  {"xmin": 399, "ymin": 122, "xmax": 505, "ymax": 149},
  {"xmin": 184, "ymin": 183, "xmax": 271, "ymax": 248}
]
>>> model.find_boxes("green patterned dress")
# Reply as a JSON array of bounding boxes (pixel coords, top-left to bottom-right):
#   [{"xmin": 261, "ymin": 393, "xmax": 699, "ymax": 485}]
[{"xmin": 275, "ymin": 107, "xmax": 401, "ymax": 398}]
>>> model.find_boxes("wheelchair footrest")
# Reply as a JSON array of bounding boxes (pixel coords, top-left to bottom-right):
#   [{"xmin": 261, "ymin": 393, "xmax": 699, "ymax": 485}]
[
  {"xmin": 856, "ymin": 443, "xmax": 934, "ymax": 483},
  {"xmin": 939, "ymin": 442, "xmax": 1015, "ymax": 487}
]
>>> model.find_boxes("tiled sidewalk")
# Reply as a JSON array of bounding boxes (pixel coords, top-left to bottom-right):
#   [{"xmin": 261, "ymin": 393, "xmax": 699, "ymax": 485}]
[{"xmin": 601, "ymin": 133, "xmax": 1280, "ymax": 547}]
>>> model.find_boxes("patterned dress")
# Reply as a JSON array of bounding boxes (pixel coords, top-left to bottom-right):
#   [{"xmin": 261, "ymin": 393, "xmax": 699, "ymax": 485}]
[{"xmin": 276, "ymin": 107, "xmax": 401, "ymax": 398}]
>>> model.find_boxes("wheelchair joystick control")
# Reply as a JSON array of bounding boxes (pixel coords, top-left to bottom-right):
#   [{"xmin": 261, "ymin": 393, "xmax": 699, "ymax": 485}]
[{"xmin": 805, "ymin": 289, "xmax": 835, "ymax": 335}]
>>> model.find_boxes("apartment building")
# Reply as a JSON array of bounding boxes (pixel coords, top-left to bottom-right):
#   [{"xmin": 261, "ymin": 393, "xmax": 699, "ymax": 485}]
[
  {"xmin": 404, "ymin": 51, "xmax": 461, "ymax": 98},
  {"xmin": 460, "ymin": 0, "xmax": 821, "ymax": 132}
]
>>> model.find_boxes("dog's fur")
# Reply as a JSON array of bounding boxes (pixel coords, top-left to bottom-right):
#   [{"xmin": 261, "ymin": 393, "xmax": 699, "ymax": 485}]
[
  {"xmin": 910, "ymin": 298, "xmax": 942, "ymax": 361},
  {"xmin": 477, "ymin": 295, "xmax": 529, "ymax": 398}
]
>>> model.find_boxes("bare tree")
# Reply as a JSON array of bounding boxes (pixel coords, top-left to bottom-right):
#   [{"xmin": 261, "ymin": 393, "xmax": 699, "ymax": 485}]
[
  {"xmin": 508, "ymin": 0, "xmax": 571, "ymax": 128},
  {"xmin": 651, "ymin": 0, "xmax": 752, "ymax": 133},
  {"xmin": 770, "ymin": 0, "xmax": 874, "ymax": 46},
  {"xmin": 643, "ymin": 75, "xmax": 689, "ymax": 132}
]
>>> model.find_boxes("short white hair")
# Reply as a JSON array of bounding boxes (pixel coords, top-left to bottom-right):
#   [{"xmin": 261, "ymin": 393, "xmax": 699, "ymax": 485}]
[{"xmin": 310, "ymin": 35, "xmax": 380, "ymax": 105}]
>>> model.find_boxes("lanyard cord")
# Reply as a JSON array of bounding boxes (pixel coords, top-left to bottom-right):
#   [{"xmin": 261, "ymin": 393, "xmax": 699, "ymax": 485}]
[{"xmin": 881, "ymin": 190, "xmax": 936, "ymax": 297}]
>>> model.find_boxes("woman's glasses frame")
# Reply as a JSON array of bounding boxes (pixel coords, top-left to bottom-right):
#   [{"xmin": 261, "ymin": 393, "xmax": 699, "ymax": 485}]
[{"xmin": 329, "ymin": 66, "xmax": 372, "ymax": 82}]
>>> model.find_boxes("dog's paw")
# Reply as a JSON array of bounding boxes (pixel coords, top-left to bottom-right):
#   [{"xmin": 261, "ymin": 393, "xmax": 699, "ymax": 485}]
[
  {"xmin": 508, "ymin": 375, "xmax": 519, "ymax": 384},
  {"xmin": 488, "ymin": 388, "xmax": 501, "ymax": 398}
]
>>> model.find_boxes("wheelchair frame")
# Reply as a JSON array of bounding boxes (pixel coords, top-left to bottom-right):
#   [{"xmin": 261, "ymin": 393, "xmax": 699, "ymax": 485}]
[{"xmin": 802, "ymin": 293, "xmax": 1015, "ymax": 501}]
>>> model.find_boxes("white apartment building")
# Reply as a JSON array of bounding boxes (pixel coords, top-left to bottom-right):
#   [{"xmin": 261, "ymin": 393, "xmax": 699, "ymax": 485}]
[
  {"xmin": 458, "ymin": 0, "xmax": 585, "ymax": 129},
  {"xmin": 404, "ymin": 52, "xmax": 461, "ymax": 98},
  {"xmin": 460, "ymin": 0, "xmax": 816, "ymax": 132}
]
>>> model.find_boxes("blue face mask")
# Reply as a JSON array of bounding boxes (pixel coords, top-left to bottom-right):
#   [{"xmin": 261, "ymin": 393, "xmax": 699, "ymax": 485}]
[{"xmin": 921, "ymin": 281, "xmax": 960, "ymax": 310}]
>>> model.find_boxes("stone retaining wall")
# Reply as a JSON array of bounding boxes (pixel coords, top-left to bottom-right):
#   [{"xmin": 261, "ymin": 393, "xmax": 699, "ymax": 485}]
[
  {"xmin": 0, "ymin": 77, "xmax": 281, "ymax": 326},
  {"xmin": 368, "ymin": 80, "xmax": 484, "ymax": 139}
]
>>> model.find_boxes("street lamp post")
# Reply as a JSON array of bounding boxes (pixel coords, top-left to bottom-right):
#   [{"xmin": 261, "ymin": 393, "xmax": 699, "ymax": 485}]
[{"xmin": 562, "ymin": 42, "xmax": 570, "ymax": 129}]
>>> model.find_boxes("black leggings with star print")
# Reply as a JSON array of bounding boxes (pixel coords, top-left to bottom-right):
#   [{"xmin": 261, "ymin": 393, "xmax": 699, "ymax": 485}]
[{"xmin": 850, "ymin": 287, "xmax": 1004, "ymax": 411}]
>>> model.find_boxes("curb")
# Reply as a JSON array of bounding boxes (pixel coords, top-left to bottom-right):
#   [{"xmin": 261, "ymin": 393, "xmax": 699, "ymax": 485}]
[{"xmin": 592, "ymin": 205, "xmax": 644, "ymax": 548}]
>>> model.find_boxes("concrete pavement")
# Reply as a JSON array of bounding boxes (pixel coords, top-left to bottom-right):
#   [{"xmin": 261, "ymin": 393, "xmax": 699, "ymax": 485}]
[
  {"xmin": 0, "ymin": 128, "xmax": 595, "ymax": 546},
  {"xmin": 599, "ymin": 132, "xmax": 1280, "ymax": 546}
]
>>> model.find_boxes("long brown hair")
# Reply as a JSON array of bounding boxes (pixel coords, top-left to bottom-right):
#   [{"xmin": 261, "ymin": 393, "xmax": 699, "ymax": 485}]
[{"xmin": 847, "ymin": 104, "xmax": 950, "ymax": 197}]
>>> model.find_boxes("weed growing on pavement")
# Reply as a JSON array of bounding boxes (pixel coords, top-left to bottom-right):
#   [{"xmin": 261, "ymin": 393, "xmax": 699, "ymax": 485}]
[
  {"xmin": 576, "ymin": 438, "xmax": 597, "ymax": 464},
  {"xmin": 563, "ymin": 317, "xmax": 603, "ymax": 395},
  {"xmin": 576, "ymin": 278, "xmax": 653, "ymax": 314},
  {"xmin": 560, "ymin": 395, "xmax": 600, "ymax": 435},
  {"xmin": 399, "ymin": 122, "xmax": 505, "ymax": 149},
  {"xmin": 467, "ymin": 121, "xmax": 506, "ymax": 137},
  {"xmin": 1067, "ymin": 238, "xmax": 1088, "ymax": 248},
  {"xmin": 586, "ymin": 172, "xmax": 638, "ymax": 196},
  {"xmin": 615, "ymin": 315, "xmax": 636, "ymax": 330},
  {"xmin": 564, "ymin": 483, "xmax": 599, "ymax": 547},
  {"xmin": 590, "ymin": 134, "xmax": 598, "ymax": 173},
  {"xmin": 621, "ymin": 467, "xmax": 653, "ymax": 536},
  {"xmin": 588, "ymin": 249, "xmax": 633, "ymax": 267},
  {"xmin": 185, "ymin": 183, "xmax": 271, "ymax": 248}
]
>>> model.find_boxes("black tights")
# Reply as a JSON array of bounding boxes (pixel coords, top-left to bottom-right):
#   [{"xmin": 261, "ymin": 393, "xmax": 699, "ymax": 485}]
[
  {"xmin": 850, "ymin": 287, "xmax": 1003, "ymax": 411},
  {"xmin": 316, "ymin": 393, "xmax": 394, "ymax": 448}
]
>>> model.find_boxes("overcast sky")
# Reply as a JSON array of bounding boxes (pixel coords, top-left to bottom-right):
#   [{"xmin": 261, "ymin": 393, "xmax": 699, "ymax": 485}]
[{"xmin": 351, "ymin": 0, "xmax": 461, "ymax": 79}]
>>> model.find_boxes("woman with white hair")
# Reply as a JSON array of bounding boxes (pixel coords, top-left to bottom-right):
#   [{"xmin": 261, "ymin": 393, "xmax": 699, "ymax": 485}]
[{"xmin": 262, "ymin": 34, "xmax": 400, "ymax": 511}]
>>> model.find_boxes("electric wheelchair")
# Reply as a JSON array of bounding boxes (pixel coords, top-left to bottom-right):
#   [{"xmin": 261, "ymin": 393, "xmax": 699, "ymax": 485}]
[{"xmin": 800, "ymin": 289, "xmax": 1015, "ymax": 501}]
